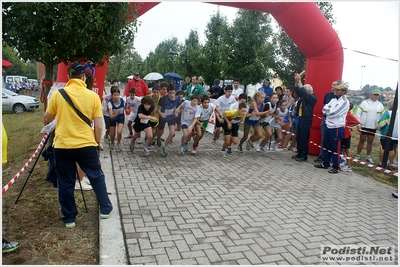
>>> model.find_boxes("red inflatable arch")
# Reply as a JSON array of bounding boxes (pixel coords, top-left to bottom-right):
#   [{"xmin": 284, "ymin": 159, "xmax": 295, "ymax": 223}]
[{"xmin": 56, "ymin": 2, "xmax": 343, "ymax": 155}]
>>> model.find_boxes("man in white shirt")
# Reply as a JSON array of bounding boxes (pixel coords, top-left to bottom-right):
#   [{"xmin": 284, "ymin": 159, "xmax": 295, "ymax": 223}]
[
  {"xmin": 315, "ymin": 84, "xmax": 349, "ymax": 173},
  {"xmin": 212, "ymin": 85, "xmax": 236, "ymax": 147},
  {"xmin": 231, "ymin": 78, "xmax": 243, "ymax": 101}
]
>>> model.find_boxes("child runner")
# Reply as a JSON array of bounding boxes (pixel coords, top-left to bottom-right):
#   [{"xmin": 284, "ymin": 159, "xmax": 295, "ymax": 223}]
[
  {"xmin": 102, "ymin": 89, "xmax": 112, "ymax": 142},
  {"xmin": 159, "ymin": 82, "xmax": 168, "ymax": 97},
  {"xmin": 174, "ymin": 94, "xmax": 201, "ymax": 154},
  {"xmin": 130, "ymin": 96, "xmax": 158, "ymax": 156},
  {"xmin": 156, "ymin": 84, "xmax": 181, "ymax": 156},
  {"xmin": 268, "ymin": 100, "xmax": 289, "ymax": 152},
  {"xmin": 288, "ymin": 89, "xmax": 299, "ymax": 152},
  {"xmin": 192, "ymin": 95, "xmax": 217, "ymax": 154},
  {"xmin": 175, "ymin": 90, "xmax": 186, "ymax": 133},
  {"xmin": 108, "ymin": 86, "xmax": 125, "ymax": 151},
  {"xmin": 220, "ymin": 102, "xmax": 247, "ymax": 157},
  {"xmin": 124, "ymin": 88, "xmax": 143, "ymax": 141},
  {"xmin": 149, "ymin": 85, "xmax": 161, "ymax": 149},
  {"xmin": 258, "ymin": 92, "xmax": 278, "ymax": 153},
  {"xmin": 238, "ymin": 91, "xmax": 268, "ymax": 152},
  {"xmin": 281, "ymin": 88, "xmax": 295, "ymax": 150},
  {"xmin": 227, "ymin": 93, "xmax": 247, "ymax": 153},
  {"xmin": 341, "ymin": 102, "xmax": 360, "ymax": 172},
  {"xmin": 213, "ymin": 85, "xmax": 237, "ymax": 145}
]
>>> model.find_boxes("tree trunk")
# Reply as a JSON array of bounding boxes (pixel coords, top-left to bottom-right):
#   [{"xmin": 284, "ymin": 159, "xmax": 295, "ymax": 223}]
[{"xmin": 43, "ymin": 63, "xmax": 55, "ymax": 112}]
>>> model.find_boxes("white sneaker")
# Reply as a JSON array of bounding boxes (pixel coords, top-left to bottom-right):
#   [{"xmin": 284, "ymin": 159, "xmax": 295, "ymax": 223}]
[
  {"xmin": 256, "ymin": 144, "xmax": 261, "ymax": 152},
  {"xmin": 365, "ymin": 156, "xmax": 374, "ymax": 164},
  {"xmin": 116, "ymin": 143, "xmax": 122, "ymax": 152},
  {"xmin": 274, "ymin": 145, "xmax": 283, "ymax": 152},
  {"xmin": 124, "ymin": 134, "xmax": 133, "ymax": 139},
  {"xmin": 179, "ymin": 145, "xmax": 185, "ymax": 154},
  {"xmin": 259, "ymin": 145, "xmax": 268, "ymax": 154},
  {"xmin": 354, "ymin": 155, "xmax": 360, "ymax": 160},
  {"xmin": 291, "ymin": 147, "xmax": 298, "ymax": 153},
  {"xmin": 221, "ymin": 150, "xmax": 226, "ymax": 158},
  {"xmin": 142, "ymin": 147, "xmax": 150, "ymax": 156},
  {"xmin": 340, "ymin": 166, "xmax": 352, "ymax": 172},
  {"xmin": 75, "ymin": 180, "xmax": 93, "ymax": 191},
  {"xmin": 137, "ymin": 137, "xmax": 143, "ymax": 144}
]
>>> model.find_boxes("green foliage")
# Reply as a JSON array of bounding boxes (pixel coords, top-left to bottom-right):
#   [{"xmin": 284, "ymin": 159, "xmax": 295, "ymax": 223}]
[
  {"xmin": 272, "ymin": 2, "xmax": 335, "ymax": 87},
  {"xmin": 2, "ymin": 2, "xmax": 139, "ymax": 97},
  {"xmin": 224, "ymin": 9, "xmax": 274, "ymax": 89}
]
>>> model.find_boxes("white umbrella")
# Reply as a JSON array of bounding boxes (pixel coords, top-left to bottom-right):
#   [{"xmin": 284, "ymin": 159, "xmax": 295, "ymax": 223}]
[
  {"xmin": 127, "ymin": 75, "xmax": 133, "ymax": 79},
  {"xmin": 143, "ymin": 72, "xmax": 164, "ymax": 81}
]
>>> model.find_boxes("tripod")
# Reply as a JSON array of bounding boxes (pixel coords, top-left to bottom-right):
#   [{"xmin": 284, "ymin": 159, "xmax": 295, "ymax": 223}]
[{"xmin": 15, "ymin": 132, "xmax": 88, "ymax": 213}]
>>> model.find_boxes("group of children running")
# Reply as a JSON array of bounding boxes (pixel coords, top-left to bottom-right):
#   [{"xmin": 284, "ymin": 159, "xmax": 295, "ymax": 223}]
[{"xmin": 102, "ymin": 83, "xmax": 301, "ymax": 157}]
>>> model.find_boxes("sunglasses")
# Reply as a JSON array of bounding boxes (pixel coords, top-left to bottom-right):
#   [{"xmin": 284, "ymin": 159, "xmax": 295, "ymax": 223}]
[{"xmin": 373, "ymin": 94, "xmax": 380, "ymax": 96}]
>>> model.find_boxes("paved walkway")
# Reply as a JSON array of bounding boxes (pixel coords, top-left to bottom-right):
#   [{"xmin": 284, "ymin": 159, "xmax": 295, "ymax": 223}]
[{"xmin": 98, "ymin": 123, "xmax": 398, "ymax": 265}]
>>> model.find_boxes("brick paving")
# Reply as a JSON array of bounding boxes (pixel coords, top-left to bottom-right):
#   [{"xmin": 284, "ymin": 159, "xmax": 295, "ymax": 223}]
[{"xmin": 102, "ymin": 124, "xmax": 398, "ymax": 265}]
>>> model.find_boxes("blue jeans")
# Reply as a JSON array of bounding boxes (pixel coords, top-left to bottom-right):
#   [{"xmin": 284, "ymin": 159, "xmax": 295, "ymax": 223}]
[
  {"xmin": 54, "ymin": 146, "xmax": 113, "ymax": 223},
  {"xmin": 322, "ymin": 127, "xmax": 344, "ymax": 170}
]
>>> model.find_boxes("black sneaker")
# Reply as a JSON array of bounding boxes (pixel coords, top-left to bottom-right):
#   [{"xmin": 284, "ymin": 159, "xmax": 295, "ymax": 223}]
[
  {"xmin": 2, "ymin": 239, "xmax": 20, "ymax": 253},
  {"xmin": 392, "ymin": 191, "xmax": 398, "ymax": 198},
  {"xmin": 314, "ymin": 157, "xmax": 323, "ymax": 163},
  {"xmin": 227, "ymin": 147, "xmax": 232, "ymax": 154}
]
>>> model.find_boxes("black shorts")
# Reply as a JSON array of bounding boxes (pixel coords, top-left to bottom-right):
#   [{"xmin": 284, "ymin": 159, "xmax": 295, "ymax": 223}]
[
  {"xmin": 361, "ymin": 127, "xmax": 376, "ymax": 136},
  {"xmin": 110, "ymin": 118, "xmax": 124, "ymax": 127},
  {"xmin": 175, "ymin": 115, "xmax": 182, "ymax": 125},
  {"xmin": 158, "ymin": 117, "xmax": 176, "ymax": 130},
  {"xmin": 341, "ymin": 137, "xmax": 351, "ymax": 149},
  {"xmin": 150, "ymin": 121, "xmax": 158, "ymax": 128},
  {"xmin": 103, "ymin": 115, "xmax": 110, "ymax": 130},
  {"xmin": 380, "ymin": 139, "xmax": 397, "ymax": 151},
  {"xmin": 215, "ymin": 116, "xmax": 224, "ymax": 128},
  {"xmin": 223, "ymin": 122, "xmax": 240, "ymax": 137},
  {"xmin": 133, "ymin": 123, "xmax": 151, "ymax": 133}
]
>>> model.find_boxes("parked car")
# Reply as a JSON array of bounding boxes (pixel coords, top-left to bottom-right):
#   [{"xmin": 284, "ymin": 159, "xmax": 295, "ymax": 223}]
[{"xmin": 2, "ymin": 89, "xmax": 40, "ymax": 114}]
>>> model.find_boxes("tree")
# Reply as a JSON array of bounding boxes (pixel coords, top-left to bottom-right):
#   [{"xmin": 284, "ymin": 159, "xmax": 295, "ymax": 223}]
[
  {"xmin": 2, "ymin": 2, "xmax": 139, "ymax": 109},
  {"xmin": 180, "ymin": 30, "xmax": 203, "ymax": 79},
  {"xmin": 2, "ymin": 44, "xmax": 26, "ymax": 76},
  {"xmin": 201, "ymin": 8, "xmax": 230, "ymax": 85},
  {"xmin": 224, "ymin": 9, "xmax": 274, "ymax": 91},
  {"xmin": 272, "ymin": 2, "xmax": 336, "ymax": 87}
]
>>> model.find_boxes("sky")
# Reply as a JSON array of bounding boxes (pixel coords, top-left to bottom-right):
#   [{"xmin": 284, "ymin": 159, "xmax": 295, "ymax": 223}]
[{"xmin": 133, "ymin": 1, "xmax": 399, "ymax": 90}]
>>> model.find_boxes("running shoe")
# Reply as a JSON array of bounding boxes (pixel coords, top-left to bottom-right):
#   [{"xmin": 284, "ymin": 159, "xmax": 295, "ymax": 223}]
[
  {"xmin": 191, "ymin": 146, "xmax": 197, "ymax": 154},
  {"xmin": 2, "ymin": 239, "xmax": 20, "ymax": 253},
  {"xmin": 259, "ymin": 145, "xmax": 268, "ymax": 154},
  {"xmin": 365, "ymin": 156, "xmax": 374, "ymax": 164},
  {"xmin": 248, "ymin": 139, "xmax": 255, "ymax": 150},
  {"xmin": 130, "ymin": 141, "xmax": 135, "ymax": 152},
  {"xmin": 256, "ymin": 144, "xmax": 261, "ymax": 152},
  {"xmin": 137, "ymin": 137, "xmax": 143, "ymax": 144},
  {"xmin": 161, "ymin": 146, "xmax": 168, "ymax": 156},
  {"xmin": 184, "ymin": 143, "xmax": 188, "ymax": 151},
  {"xmin": 340, "ymin": 166, "xmax": 352, "ymax": 172},
  {"xmin": 220, "ymin": 150, "xmax": 226, "ymax": 158},
  {"xmin": 157, "ymin": 138, "xmax": 162, "ymax": 147},
  {"xmin": 238, "ymin": 145, "xmax": 243, "ymax": 153},
  {"xmin": 110, "ymin": 143, "xmax": 115, "ymax": 150},
  {"xmin": 212, "ymin": 139, "xmax": 217, "ymax": 145},
  {"xmin": 124, "ymin": 134, "xmax": 133, "ymax": 139},
  {"xmin": 65, "ymin": 222, "xmax": 76, "ymax": 228},
  {"xmin": 179, "ymin": 145, "xmax": 185, "ymax": 154},
  {"xmin": 227, "ymin": 146, "xmax": 232, "ymax": 154},
  {"xmin": 143, "ymin": 147, "xmax": 150, "ymax": 156},
  {"xmin": 274, "ymin": 145, "xmax": 283, "ymax": 152},
  {"xmin": 116, "ymin": 143, "xmax": 122, "ymax": 152}
]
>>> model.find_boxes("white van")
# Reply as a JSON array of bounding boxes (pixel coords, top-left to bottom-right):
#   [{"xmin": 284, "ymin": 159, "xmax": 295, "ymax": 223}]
[{"xmin": 5, "ymin": 75, "xmax": 28, "ymax": 84}]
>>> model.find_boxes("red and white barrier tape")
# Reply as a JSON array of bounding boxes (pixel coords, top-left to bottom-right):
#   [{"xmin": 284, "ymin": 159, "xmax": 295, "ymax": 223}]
[
  {"xmin": 2, "ymin": 133, "xmax": 49, "ymax": 195},
  {"xmin": 309, "ymin": 140, "xmax": 398, "ymax": 177},
  {"xmin": 313, "ymin": 114, "xmax": 398, "ymax": 140},
  {"xmin": 343, "ymin": 47, "xmax": 398, "ymax": 62}
]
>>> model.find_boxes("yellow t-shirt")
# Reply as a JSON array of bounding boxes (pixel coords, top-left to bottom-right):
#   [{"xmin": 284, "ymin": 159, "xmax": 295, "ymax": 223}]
[
  {"xmin": 2, "ymin": 123, "xmax": 8, "ymax": 164},
  {"xmin": 46, "ymin": 79, "xmax": 102, "ymax": 149},
  {"xmin": 150, "ymin": 94, "xmax": 160, "ymax": 122},
  {"xmin": 224, "ymin": 109, "xmax": 246, "ymax": 124}
]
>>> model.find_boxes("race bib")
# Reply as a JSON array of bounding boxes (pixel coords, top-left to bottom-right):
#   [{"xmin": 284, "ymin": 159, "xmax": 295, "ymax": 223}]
[
  {"xmin": 140, "ymin": 119, "xmax": 149, "ymax": 124},
  {"xmin": 164, "ymin": 108, "xmax": 174, "ymax": 116}
]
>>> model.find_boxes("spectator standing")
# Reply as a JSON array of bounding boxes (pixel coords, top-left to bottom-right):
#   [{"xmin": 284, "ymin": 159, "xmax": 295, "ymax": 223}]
[
  {"xmin": 208, "ymin": 79, "xmax": 224, "ymax": 100},
  {"xmin": 315, "ymin": 80, "xmax": 340, "ymax": 163},
  {"xmin": 173, "ymin": 79, "xmax": 181, "ymax": 91},
  {"xmin": 124, "ymin": 72, "xmax": 150, "ymax": 98},
  {"xmin": 314, "ymin": 84, "xmax": 349, "ymax": 173},
  {"xmin": 291, "ymin": 72, "xmax": 317, "ymax": 162},
  {"xmin": 231, "ymin": 78, "xmax": 243, "ymax": 101},
  {"xmin": 340, "ymin": 102, "xmax": 360, "ymax": 172},
  {"xmin": 354, "ymin": 89, "xmax": 385, "ymax": 163},
  {"xmin": 185, "ymin": 75, "xmax": 204, "ymax": 100},
  {"xmin": 377, "ymin": 99, "xmax": 398, "ymax": 170},
  {"xmin": 258, "ymin": 78, "xmax": 273, "ymax": 103},
  {"xmin": 44, "ymin": 62, "xmax": 113, "ymax": 228},
  {"xmin": 181, "ymin": 76, "xmax": 191, "ymax": 94}
]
